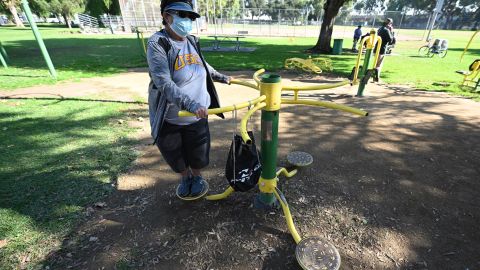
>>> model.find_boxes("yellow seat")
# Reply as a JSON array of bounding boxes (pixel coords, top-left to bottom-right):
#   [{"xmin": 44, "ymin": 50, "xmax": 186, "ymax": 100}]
[
  {"xmin": 284, "ymin": 57, "xmax": 332, "ymax": 74},
  {"xmin": 456, "ymin": 60, "xmax": 480, "ymax": 90}
]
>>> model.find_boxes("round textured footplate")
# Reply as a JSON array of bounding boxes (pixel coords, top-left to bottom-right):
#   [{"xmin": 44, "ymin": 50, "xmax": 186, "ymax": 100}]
[
  {"xmin": 287, "ymin": 151, "xmax": 313, "ymax": 167},
  {"xmin": 295, "ymin": 237, "xmax": 341, "ymax": 270},
  {"xmin": 176, "ymin": 180, "xmax": 209, "ymax": 201}
]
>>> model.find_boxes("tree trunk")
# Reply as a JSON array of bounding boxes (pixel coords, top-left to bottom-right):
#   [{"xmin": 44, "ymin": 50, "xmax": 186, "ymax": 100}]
[
  {"xmin": 309, "ymin": 0, "xmax": 346, "ymax": 54},
  {"xmin": 62, "ymin": 13, "xmax": 71, "ymax": 29},
  {"xmin": 8, "ymin": 3, "xmax": 24, "ymax": 27}
]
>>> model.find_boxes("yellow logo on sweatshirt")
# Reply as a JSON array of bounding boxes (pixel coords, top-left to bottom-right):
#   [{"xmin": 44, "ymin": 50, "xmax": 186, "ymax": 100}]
[{"xmin": 175, "ymin": 53, "xmax": 202, "ymax": 70}]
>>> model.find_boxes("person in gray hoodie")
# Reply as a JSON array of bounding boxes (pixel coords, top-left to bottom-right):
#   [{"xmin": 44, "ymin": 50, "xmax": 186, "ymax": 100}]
[{"xmin": 147, "ymin": 0, "xmax": 231, "ymax": 198}]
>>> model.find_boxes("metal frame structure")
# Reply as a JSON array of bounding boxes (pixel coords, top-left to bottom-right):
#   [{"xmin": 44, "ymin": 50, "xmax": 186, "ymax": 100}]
[
  {"xmin": 352, "ymin": 29, "xmax": 382, "ymax": 96},
  {"xmin": 20, "ymin": 0, "xmax": 57, "ymax": 79},
  {"xmin": 178, "ymin": 69, "xmax": 368, "ymax": 269}
]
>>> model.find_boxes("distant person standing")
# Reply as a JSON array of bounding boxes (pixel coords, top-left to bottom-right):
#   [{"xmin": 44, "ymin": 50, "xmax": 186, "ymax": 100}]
[
  {"xmin": 376, "ymin": 18, "xmax": 394, "ymax": 78},
  {"xmin": 352, "ymin": 25, "xmax": 362, "ymax": 52}
]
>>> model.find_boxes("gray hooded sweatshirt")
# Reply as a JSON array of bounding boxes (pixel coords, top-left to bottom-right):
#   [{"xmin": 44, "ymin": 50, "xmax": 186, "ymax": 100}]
[{"xmin": 147, "ymin": 29, "xmax": 228, "ymax": 144}]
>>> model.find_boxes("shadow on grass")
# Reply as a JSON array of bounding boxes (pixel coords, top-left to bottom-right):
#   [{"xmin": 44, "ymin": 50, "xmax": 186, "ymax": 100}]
[
  {"xmin": 0, "ymin": 96, "xmax": 148, "ymax": 105},
  {"xmin": 41, "ymin": 87, "xmax": 480, "ymax": 270},
  {"xmin": 0, "ymin": 99, "xmax": 148, "ymax": 268},
  {"xmin": 1, "ymin": 36, "xmax": 357, "ymax": 75}
]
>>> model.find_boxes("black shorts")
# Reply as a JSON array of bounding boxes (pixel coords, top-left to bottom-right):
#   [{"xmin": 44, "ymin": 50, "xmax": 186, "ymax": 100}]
[{"xmin": 156, "ymin": 118, "xmax": 210, "ymax": 173}]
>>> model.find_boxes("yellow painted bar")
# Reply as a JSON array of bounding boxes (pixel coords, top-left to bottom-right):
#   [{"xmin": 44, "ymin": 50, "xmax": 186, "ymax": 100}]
[
  {"xmin": 293, "ymin": 90, "xmax": 299, "ymax": 101},
  {"xmin": 260, "ymin": 80, "xmax": 283, "ymax": 111},
  {"xmin": 258, "ymin": 176, "xmax": 277, "ymax": 193},
  {"xmin": 140, "ymin": 32, "xmax": 147, "ymax": 55},
  {"xmin": 281, "ymin": 99, "xmax": 368, "ymax": 117},
  {"xmin": 253, "ymin": 68, "xmax": 265, "ymax": 84},
  {"xmin": 240, "ymin": 102, "xmax": 266, "ymax": 144},
  {"xmin": 273, "ymin": 189, "xmax": 302, "ymax": 244},
  {"xmin": 461, "ymin": 30, "xmax": 479, "ymax": 62},
  {"xmin": 205, "ymin": 186, "xmax": 235, "ymax": 200},
  {"xmin": 367, "ymin": 29, "xmax": 376, "ymax": 49},
  {"xmin": 230, "ymin": 79, "xmax": 259, "ymax": 90},
  {"xmin": 353, "ymin": 37, "xmax": 369, "ymax": 84},
  {"xmin": 276, "ymin": 167, "xmax": 298, "ymax": 178},
  {"xmin": 373, "ymin": 36, "xmax": 382, "ymax": 67},
  {"xmin": 282, "ymin": 80, "xmax": 350, "ymax": 91},
  {"xmin": 178, "ymin": 95, "xmax": 266, "ymax": 117}
]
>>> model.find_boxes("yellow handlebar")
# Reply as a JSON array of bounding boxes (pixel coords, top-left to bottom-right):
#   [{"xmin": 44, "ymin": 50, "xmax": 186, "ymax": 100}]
[
  {"xmin": 282, "ymin": 80, "xmax": 350, "ymax": 91},
  {"xmin": 230, "ymin": 79, "xmax": 259, "ymax": 90},
  {"xmin": 178, "ymin": 95, "xmax": 266, "ymax": 117},
  {"xmin": 281, "ymin": 99, "xmax": 368, "ymax": 117},
  {"xmin": 253, "ymin": 69, "xmax": 265, "ymax": 84},
  {"xmin": 240, "ymin": 102, "xmax": 266, "ymax": 144},
  {"xmin": 461, "ymin": 30, "xmax": 479, "ymax": 62}
]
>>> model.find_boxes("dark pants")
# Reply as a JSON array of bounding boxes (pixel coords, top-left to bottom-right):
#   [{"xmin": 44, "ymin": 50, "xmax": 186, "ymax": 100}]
[
  {"xmin": 157, "ymin": 118, "xmax": 210, "ymax": 173},
  {"xmin": 352, "ymin": 37, "xmax": 360, "ymax": 50}
]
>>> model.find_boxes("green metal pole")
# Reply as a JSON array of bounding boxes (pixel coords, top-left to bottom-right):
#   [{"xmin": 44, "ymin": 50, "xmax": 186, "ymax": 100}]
[
  {"xmin": 0, "ymin": 51, "xmax": 7, "ymax": 68},
  {"xmin": 356, "ymin": 47, "xmax": 373, "ymax": 97},
  {"xmin": 21, "ymin": 0, "xmax": 57, "ymax": 79},
  {"xmin": 136, "ymin": 29, "xmax": 146, "ymax": 58},
  {"xmin": 0, "ymin": 42, "xmax": 9, "ymax": 63},
  {"xmin": 258, "ymin": 110, "xmax": 280, "ymax": 206}
]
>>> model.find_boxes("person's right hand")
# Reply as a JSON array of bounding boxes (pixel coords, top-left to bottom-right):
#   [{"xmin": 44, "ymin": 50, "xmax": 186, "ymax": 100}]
[{"xmin": 195, "ymin": 106, "xmax": 208, "ymax": 119}]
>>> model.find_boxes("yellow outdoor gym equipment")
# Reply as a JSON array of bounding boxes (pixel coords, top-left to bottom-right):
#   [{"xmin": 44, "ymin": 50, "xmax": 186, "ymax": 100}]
[
  {"xmin": 178, "ymin": 68, "xmax": 368, "ymax": 270},
  {"xmin": 460, "ymin": 30, "xmax": 479, "ymax": 63},
  {"xmin": 352, "ymin": 29, "xmax": 382, "ymax": 96},
  {"xmin": 284, "ymin": 57, "xmax": 333, "ymax": 74},
  {"xmin": 458, "ymin": 30, "xmax": 480, "ymax": 90}
]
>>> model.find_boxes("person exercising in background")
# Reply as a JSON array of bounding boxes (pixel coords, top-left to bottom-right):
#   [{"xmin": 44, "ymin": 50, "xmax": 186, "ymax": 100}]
[
  {"xmin": 376, "ymin": 18, "xmax": 395, "ymax": 78},
  {"xmin": 352, "ymin": 25, "xmax": 362, "ymax": 52}
]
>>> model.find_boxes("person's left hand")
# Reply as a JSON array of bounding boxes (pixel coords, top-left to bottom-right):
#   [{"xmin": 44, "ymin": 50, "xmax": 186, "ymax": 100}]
[{"xmin": 226, "ymin": 76, "xmax": 233, "ymax": 84}]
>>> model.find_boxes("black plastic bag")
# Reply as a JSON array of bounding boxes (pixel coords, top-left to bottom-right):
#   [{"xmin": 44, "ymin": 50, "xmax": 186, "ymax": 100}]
[{"xmin": 225, "ymin": 131, "xmax": 262, "ymax": 192}]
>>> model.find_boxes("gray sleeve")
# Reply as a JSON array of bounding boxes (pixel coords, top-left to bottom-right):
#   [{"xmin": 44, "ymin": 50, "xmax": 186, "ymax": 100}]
[
  {"xmin": 205, "ymin": 61, "xmax": 229, "ymax": 83},
  {"xmin": 147, "ymin": 40, "xmax": 201, "ymax": 113}
]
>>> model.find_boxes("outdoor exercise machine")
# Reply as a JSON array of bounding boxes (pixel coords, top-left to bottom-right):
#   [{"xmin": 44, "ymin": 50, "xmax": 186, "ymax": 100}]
[
  {"xmin": 351, "ymin": 29, "xmax": 382, "ymax": 97},
  {"xmin": 136, "ymin": 28, "xmax": 147, "ymax": 58},
  {"xmin": 284, "ymin": 56, "xmax": 333, "ymax": 74},
  {"xmin": 457, "ymin": 30, "xmax": 480, "ymax": 90},
  {"xmin": 178, "ymin": 69, "xmax": 368, "ymax": 270}
]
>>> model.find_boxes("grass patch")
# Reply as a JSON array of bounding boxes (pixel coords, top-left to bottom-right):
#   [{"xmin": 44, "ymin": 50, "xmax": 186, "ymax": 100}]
[
  {"xmin": 1, "ymin": 26, "xmax": 479, "ymax": 98},
  {"xmin": 0, "ymin": 25, "xmax": 145, "ymax": 90},
  {"xmin": 0, "ymin": 98, "xmax": 142, "ymax": 268}
]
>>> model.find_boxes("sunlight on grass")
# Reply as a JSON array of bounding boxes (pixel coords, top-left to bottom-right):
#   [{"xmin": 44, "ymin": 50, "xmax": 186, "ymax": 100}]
[{"xmin": 0, "ymin": 99, "xmax": 140, "ymax": 268}]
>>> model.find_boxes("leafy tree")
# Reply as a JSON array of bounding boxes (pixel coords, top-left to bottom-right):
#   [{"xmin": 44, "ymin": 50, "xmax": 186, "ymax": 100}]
[
  {"xmin": 309, "ymin": 0, "xmax": 351, "ymax": 53},
  {"xmin": 245, "ymin": 0, "xmax": 266, "ymax": 19},
  {"xmin": 85, "ymin": 0, "xmax": 107, "ymax": 17},
  {"xmin": 0, "ymin": 0, "xmax": 25, "ymax": 26},
  {"xmin": 49, "ymin": 0, "xmax": 85, "ymax": 28},
  {"xmin": 30, "ymin": 0, "xmax": 50, "ymax": 18},
  {"xmin": 85, "ymin": 0, "xmax": 119, "ymax": 17}
]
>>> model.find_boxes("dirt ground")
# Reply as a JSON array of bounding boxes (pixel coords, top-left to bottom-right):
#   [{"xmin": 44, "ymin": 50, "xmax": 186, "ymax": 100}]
[{"xmin": 4, "ymin": 69, "xmax": 479, "ymax": 270}]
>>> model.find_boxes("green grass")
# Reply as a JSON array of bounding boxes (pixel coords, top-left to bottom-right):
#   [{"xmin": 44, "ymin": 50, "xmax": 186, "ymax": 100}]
[
  {"xmin": 0, "ymin": 98, "xmax": 141, "ymax": 269},
  {"xmin": 0, "ymin": 25, "xmax": 145, "ymax": 90},
  {"xmin": 1, "ymin": 26, "xmax": 479, "ymax": 98}
]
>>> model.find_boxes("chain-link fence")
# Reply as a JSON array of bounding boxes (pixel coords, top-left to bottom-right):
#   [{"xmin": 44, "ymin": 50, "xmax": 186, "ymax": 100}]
[
  {"xmin": 118, "ymin": 0, "xmax": 162, "ymax": 31},
  {"xmin": 192, "ymin": 8, "xmax": 323, "ymax": 37}
]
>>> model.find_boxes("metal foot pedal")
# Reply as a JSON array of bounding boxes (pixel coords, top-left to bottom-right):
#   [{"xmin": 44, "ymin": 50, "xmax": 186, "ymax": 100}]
[
  {"xmin": 176, "ymin": 180, "xmax": 209, "ymax": 201},
  {"xmin": 296, "ymin": 236, "xmax": 341, "ymax": 270},
  {"xmin": 287, "ymin": 151, "xmax": 313, "ymax": 167}
]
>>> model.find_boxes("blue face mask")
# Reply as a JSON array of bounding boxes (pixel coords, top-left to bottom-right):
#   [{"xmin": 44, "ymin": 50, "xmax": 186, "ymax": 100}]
[{"xmin": 169, "ymin": 14, "xmax": 192, "ymax": 37}]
